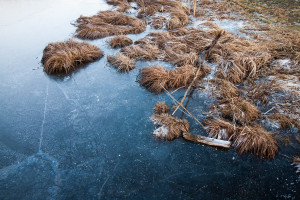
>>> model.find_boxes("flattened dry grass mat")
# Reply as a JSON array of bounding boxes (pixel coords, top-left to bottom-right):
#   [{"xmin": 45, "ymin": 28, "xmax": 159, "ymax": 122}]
[{"xmin": 74, "ymin": 11, "xmax": 146, "ymax": 40}]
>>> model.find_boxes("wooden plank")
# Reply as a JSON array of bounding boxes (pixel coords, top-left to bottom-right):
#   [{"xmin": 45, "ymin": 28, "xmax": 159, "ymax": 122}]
[{"xmin": 183, "ymin": 132, "xmax": 231, "ymax": 148}]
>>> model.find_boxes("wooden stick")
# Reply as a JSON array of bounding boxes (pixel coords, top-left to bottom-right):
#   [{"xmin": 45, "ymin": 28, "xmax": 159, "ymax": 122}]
[
  {"xmin": 172, "ymin": 32, "xmax": 223, "ymax": 116},
  {"xmin": 188, "ymin": 0, "xmax": 191, "ymax": 12},
  {"xmin": 180, "ymin": 88, "xmax": 195, "ymax": 119},
  {"xmin": 161, "ymin": 84, "xmax": 204, "ymax": 127},
  {"xmin": 183, "ymin": 132, "xmax": 231, "ymax": 148},
  {"xmin": 170, "ymin": 86, "xmax": 186, "ymax": 95}
]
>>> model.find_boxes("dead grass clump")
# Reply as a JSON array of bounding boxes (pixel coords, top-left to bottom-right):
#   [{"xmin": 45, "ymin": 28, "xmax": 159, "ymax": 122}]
[
  {"xmin": 74, "ymin": 11, "xmax": 146, "ymax": 39},
  {"xmin": 121, "ymin": 42, "xmax": 162, "ymax": 60},
  {"xmin": 137, "ymin": 65, "xmax": 205, "ymax": 93},
  {"xmin": 208, "ymin": 31, "xmax": 272, "ymax": 84},
  {"xmin": 136, "ymin": 0, "xmax": 189, "ymax": 30},
  {"xmin": 41, "ymin": 39, "xmax": 103, "ymax": 74},
  {"xmin": 220, "ymin": 97, "xmax": 261, "ymax": 124},
  {"xmin": 109, "ymin": 35, "xmax": 133, "ymax": 48},
  {"xmin": 246, "ymin": 80, "xmax": 278, "ymax": 105},
  {"xmin": 213, "ymin": 79, "xmax": 238, "ymax": 102},
  {"xmin": 269, "ymin": 113, "xmax": 300, "ymax": 130},
  {"xmin": 151, "ymin": 113, "xmax": 190, "ymax": 140},
  {"xmin": 120, "ymin": 28, "xmax": 213, "ymax": 66},
  {"xmin": 107, "ymin": 53, "xmax": 136, "ymax": 72},
  {"xmin": 151, "ymin": 16, "xmax": 166, "ymax": 29},
  {"xmin": 233, "ymin": 125, "xmax": 278, "ymax": 159},
  {"xmin": 204, "ymin": 118, "xmax": 236, "ymax": 140},
  {"xmin": 154, "ymin": 102, "xmax": 170, "ymax": 115},
  {"xmin": 107, "ymin": 0, "xmax": 132, "ymax": 12}
]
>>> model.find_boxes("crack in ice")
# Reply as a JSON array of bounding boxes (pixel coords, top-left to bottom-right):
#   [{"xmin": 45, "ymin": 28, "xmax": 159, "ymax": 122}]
[{"xmin": 39, "ymin": 80, "xmax": 49, "ymax": 153}]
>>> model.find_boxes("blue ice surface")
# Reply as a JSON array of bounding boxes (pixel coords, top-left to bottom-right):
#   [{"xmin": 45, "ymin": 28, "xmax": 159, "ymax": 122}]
[{"xmin": 0, "ymin": 0, "xmax": 299, "ymax": 199}]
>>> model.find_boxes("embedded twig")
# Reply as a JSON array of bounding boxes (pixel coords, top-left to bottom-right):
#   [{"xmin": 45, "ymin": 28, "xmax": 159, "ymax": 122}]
[
  {"xmin": 172, "ymin": 31, "xmax": 223, "ymax": 115},
  {"xmin": 161, "ymin": 84, "xmax": 204, "ymax": 127}
]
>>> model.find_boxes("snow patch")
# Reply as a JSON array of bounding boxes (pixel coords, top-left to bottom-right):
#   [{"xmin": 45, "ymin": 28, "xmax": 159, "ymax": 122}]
[{"xmin": 153, "ymin": 126, "xmax": 169, "ymax": 138}]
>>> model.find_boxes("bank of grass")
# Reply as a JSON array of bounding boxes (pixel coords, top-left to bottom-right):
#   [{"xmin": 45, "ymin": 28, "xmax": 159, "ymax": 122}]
[{"xmin": 230, "ymin": 0, "xmax": 300, "ymax": 30}]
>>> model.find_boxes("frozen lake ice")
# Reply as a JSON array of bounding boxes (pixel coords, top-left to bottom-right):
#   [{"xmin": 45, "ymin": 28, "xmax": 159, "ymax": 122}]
[{"xmin": 0, "ymin": 0, "xmax": 299, "ymax": 199}]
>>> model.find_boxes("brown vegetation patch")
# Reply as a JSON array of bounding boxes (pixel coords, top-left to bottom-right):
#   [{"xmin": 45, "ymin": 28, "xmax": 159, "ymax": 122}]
[
  {"xmin": 154, "ymin": 102, "xmax": 170, "ymax": 115},
  {"xmin": 109, "ymin": 35, "xmax": 133, "ymax": 48},
  {"xmin": 41, "ymin": 39, "xmax": 103, "ymax": 75},
  {"xmin": 107, "ymin": 53, "xmax": 136, "ymax": 72},
  {"xmin": 233, "ymin": 125, "xmax": 278, "ymax": 159},
  {"xmin": 137, "ymin": 65, "xmax": 208, "ymax": 93},
  {"xmin": 196, "ymin": 0, "xmax": 300, "ymax": 63},
  {"xmin": 213, "ymin": 79, "xmax": 238, "ymax": 102},
  {"xmin": 120, "ymin": 27, "xmax": 216, "ymax": 66},
  {"xmin": 245, "ymin": 80, "xmax": 278, "ymax": 105},
  {"xmin": 220, "ymin": 97, "xmax": 261, "ymax": 124},
  {"xmin": 136, "ymin": 0, "xmax": 190, "ymax": 30},
  {"xmin": 269, "ymin": 113, "xmax": 300, "ymax": 130},
  {"xmin": 211, "ymin": 33, "xmax": 272, "ymax": 84},
  {"xmin": 107, "ymin": 0, "xmax": 133, "ymax": 12},
  {"xmin": 121, "ymin": 41, "xmax": 162, "ymax": 60},
  {"xmin": 151, "ymin": 16, "xmax": 166, "ymax": 29},
  {"xmin": 74, "ymin": 11, "xmax": 146, "ymax": 39},
  {"xmin": 204, "ymin": 118, "xmax": 236, "ymax": 140},
  {"xmin": 151, "ymin": 113, "xmax": 190, "ymax": 140}
]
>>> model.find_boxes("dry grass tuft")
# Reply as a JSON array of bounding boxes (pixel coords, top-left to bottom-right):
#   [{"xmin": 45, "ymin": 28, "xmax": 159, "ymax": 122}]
[
  {"xmin": 109, "ymin": 35, "xmax": 133, "ymax": 48},
  {"xmin": 74, "ymin": 11, "xmax": 146, "ymax": 39},
  {"xmin": 107, "ymin": 0, "xmax": 132, "ymax": 12},
  {"xmin": 121, "ymin": 41, "xmax": 162, "ymax": 60},
  {"xmin": 204, "ymin": 118, "xmax": 236, "ymax": 140},
  {"xmin": 151, "ymin": 16, "xmax": 166, "ymax": 29},
  {"xmin": 233, "ymin": 125, "xmax": 278, "ymax": 159},
  {"xmin": 107, "ymin": 53, "xmax": 136, "ymax": 72},
  {"xmin": 154, "ymin": 102, "xmax": 170, "ymax": 115},
  {"xmin": 220, "ymin": 97, "xmax": 261, "ymax": 124},
  {"xmin": 137, "ymin": 65, "xmax": 206, "ymax": 93},
  {"xmin": 41, "ymin": 39, "xmax": 103, "ymax": 74},
  {"xmin": 208, "ymin": 31, "xmax": 272, "ymax": 84},
  {"xmin": 119, "ymin": 27, "xmax": 215, "ymax": 66},
  {"xmin": 213, "ymin": 79, "xmax": 238, "ymax": 102},
  {"xmin": 151, "ymin": 113, "xmax": 190, "ymax": 140},
  {"xmin": 246, "ymin": 80, "xmax": 278, "ymax": 105},
  {"xmin": 136, "ymin": 0, "xmax": 190, "ymax": 30},
  {"xmin": 269, "ymin": 113, "xmax": 300, "ymax": 130}
]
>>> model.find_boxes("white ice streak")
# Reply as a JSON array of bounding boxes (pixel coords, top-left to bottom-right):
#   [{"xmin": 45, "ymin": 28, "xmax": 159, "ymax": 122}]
[{"xmin": 39, "ymin": 80, "xmax": 49, "ymax": 153}]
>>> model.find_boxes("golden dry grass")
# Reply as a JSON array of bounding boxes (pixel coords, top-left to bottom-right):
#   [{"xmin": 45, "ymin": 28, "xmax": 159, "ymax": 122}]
[
  {"xmin": 120, "ymin": 27, "xmax": 216, "ymax": 66},
  {"xmin": 41, "ymin": 39, "xmax": 103, "ymax": 74},
  {"xmin": 136, "ymin": 0, "xmax": 190, "ymax": 30},
  {"xmin": 213, "ymin": 79, "xmax": 238, "ymax": 102},
  {"xmin": 233, "ymin": 125, "xmax": 278, "ymax": 159},
  {"xmin": 210, "ymin": 33, "xmax": 272, "ymax": 84},
  {"xmin": 269, "ymin": 113, "xmax": 300, "ymax": 130},
  {"xmin": 137, "ymin": 64, "xmax": 207, "ymax": 93},
  {"xmin": 107, "ymin": 0, "xmax": 133, "ymax": 12},
  {"xmin": 220, "ymin": 97, "xmax": 261, "ymax": 124},
  {"xmin": 74, "ymin": 11, "xmax": 146, "ymax": 39},
  {"xmin": 154, "ymin": 102, "xmax": 170, "ymax": 115},
  {"xmin": 121, "ymin": 41, "xmax": 162, "ymax": 60},
  {"xmin": 107, "ymin": 53, "xmax": 136, "ymax": 72},
  {"xmin": 109, "ymin": 35, "xmax": 133, "ymax": 48},
  {"xmin": 204, "ymin": 118, "xmax": 236, "ymax": 140},
  {"xmin": 246, "ymin": 80, "xmax": 278, "ymax": 105},
  {"xmin": 151, "ymin": 113, "xmax": 190, "ymax": 140}
]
